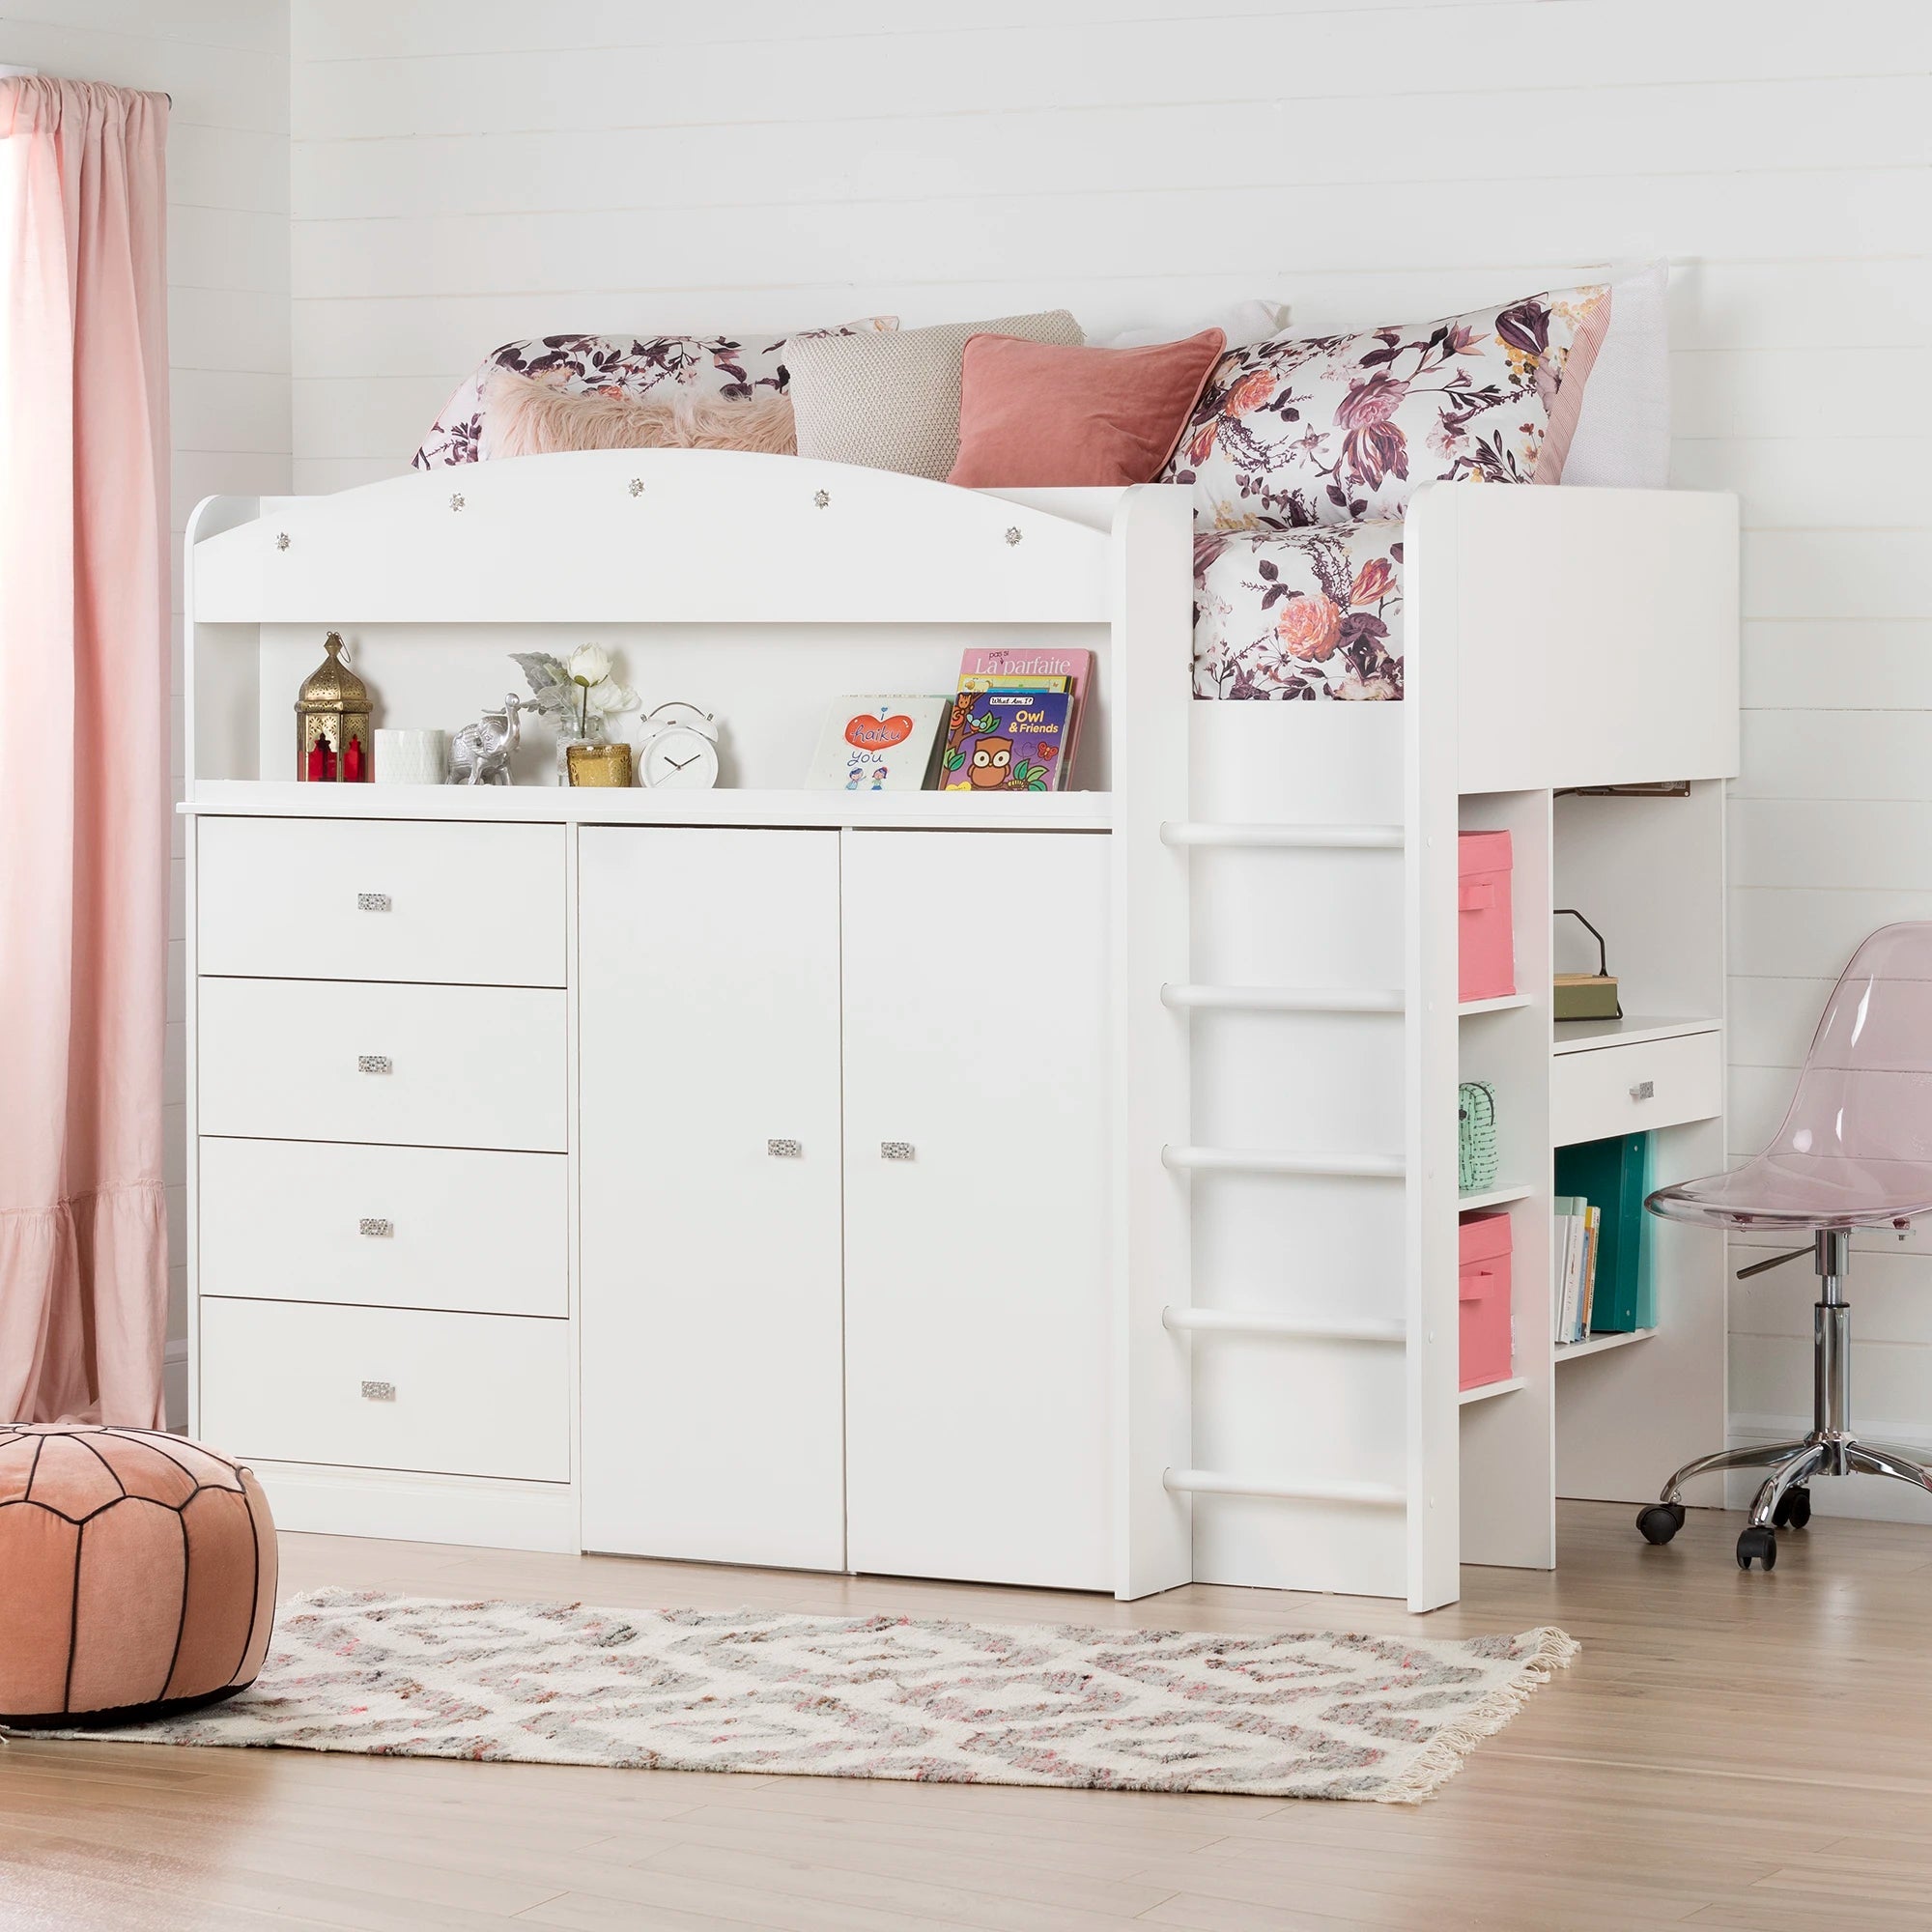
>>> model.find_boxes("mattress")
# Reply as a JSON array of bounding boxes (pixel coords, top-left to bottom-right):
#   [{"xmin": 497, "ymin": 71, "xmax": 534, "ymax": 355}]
[{"xmin": 1191, "ymin": 522, "xmax": 1404, "ymax": 700}]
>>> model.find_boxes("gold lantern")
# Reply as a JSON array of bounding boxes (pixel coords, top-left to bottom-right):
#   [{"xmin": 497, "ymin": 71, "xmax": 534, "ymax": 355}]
[{"xmin": 296, "ymin": 632, "xmax": 373, "ymax": 781}]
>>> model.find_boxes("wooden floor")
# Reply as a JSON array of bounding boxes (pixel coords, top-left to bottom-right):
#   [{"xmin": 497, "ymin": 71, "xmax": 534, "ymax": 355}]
[{"xmin": 4, "ymin": 1501, "xmax": 1931, "ymax": 1931}]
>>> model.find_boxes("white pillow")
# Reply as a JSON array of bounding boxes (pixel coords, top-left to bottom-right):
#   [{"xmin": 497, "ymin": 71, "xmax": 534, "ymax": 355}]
[
  {"xmin": 1098, "ymin": 300, "xmax": 1289, "ymax": 352},
  {"xmin": 1561, "ymin": 261, "xmax": 1670, "ymax": 488}
]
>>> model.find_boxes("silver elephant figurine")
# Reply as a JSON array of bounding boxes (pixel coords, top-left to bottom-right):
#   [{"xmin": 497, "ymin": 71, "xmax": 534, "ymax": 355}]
[{"xmin": 447, "ymin": 694, "xmax": 530, "ymax": 785}]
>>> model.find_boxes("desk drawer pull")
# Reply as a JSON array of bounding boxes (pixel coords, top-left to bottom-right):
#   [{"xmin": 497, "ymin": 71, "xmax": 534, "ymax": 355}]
[
  {"xmin": 357, "ymin": 1055, "xmax": 392, "ymax": 1075},
  {"xmin": 357, "ymin": 893, "xmax": 392, "ymax": 913},
  {"xmin": 1630, "ymin": 1079, "xmax": 1655, "ymax": 1101}
]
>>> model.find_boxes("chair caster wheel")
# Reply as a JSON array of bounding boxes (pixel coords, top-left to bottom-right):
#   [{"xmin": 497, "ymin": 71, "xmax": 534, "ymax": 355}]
[
  {"xmin": 1737, "ymin": 1526, "xmax": 1777, "ymax": 1571},
  {"xmin": 1636, "ymin": 1503, "xmax": 1686, "ymax": 1545},
  {"xmin": 1773, "ymin": 1487, "xmax": 1811, "ymax": 1530}
]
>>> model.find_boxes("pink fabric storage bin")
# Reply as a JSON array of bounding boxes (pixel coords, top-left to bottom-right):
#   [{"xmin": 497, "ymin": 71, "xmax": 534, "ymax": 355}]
[
  {"xmin": 1458, "ymin": 830, "xmax": 1515, "ymax": 1002},
  {"xmin": 1459, "ymin": 1211, "xmax": 1514, "ymax": 1390}
]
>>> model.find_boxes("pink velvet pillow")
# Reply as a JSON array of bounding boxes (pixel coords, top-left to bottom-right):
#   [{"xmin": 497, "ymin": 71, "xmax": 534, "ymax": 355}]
[{"xmin": 948, "ymin": 328, "xmax": 1227, "ymax": 488}]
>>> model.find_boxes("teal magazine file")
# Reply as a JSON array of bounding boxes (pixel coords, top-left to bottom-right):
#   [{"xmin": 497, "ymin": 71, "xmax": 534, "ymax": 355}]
[{"xmin": 1554, "ymin": 1133, "xmax": 1652, "ymax": 1334}]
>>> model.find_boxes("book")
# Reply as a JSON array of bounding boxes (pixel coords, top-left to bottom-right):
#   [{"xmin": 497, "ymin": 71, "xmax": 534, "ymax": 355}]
[
  {"xmin": 957, "ymin": 647, "xmax": 1093, "ymax": 781},
  {"xmin": 938, "ymin": 688, "xmax": 1075, "ymax": 793},
  {"xmin": 958, "ymin": 674, "xmax": 1071, "ymax": 695},
  {"xmin": 1553, "ymin": 1196, "xmax": 1585, "ymax": 1345},
  {"xmin": 1581, "ymin": 1204, "xmax": 1602, "ymax": 1338},
  {"xmin": 807, "ymin": 695, "xmax": 950, "ymax": 791}
]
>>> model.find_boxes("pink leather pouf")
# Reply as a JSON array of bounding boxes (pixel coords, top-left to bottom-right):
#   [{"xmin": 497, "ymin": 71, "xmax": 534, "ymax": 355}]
[{"xmin": 0, "ymin": 1424, "xmax": 277, "ymax": 1728}]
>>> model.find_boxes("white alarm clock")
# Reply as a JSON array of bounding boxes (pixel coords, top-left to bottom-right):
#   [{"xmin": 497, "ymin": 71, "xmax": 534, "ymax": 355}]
[{"xmin": 635, "ymin": 702, "xmax": 720, "ymax": 789}]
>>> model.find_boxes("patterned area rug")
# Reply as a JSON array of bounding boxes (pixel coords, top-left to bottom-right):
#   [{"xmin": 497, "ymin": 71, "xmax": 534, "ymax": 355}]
[{"xmin": 47, "ymin": 1590, "xmax": 1577, "ymax": 1803}]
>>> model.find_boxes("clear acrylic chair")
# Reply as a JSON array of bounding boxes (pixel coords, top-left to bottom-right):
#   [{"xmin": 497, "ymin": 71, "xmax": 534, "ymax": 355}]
[{"xmin": 1639, "ymin": 923, "xmax": 1932, "ymax": 1571}]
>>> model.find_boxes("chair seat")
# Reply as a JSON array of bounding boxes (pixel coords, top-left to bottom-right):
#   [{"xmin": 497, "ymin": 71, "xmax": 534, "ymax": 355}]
[{"xmin": 1648, "ymin": 1151, "xmax": 1932, "ymax": 1232}]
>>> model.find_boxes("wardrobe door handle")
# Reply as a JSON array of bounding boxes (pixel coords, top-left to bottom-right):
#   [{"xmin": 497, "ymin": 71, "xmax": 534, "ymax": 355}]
[
  {"xmin": 767, "ymin": 1139, "xmax": 801, "ymax": 1158},
  {"xmin": 357, "ymin": 1055, "xmax": 392, "ymax": 1075},
  {"xmin": 881, "ymin": 1142, "xmax": 915, "ymax": 1161},
  {"xmin": 357, "ymin": 893, "xmax": 392, "ymax": 912},
  {"xmin": 360, "ymin": 1380, "xmax": 395, "ymax": 1402},
  {"xmin": 358, "ymin": 1217, "xmax": 393, "ymax": 1237}
]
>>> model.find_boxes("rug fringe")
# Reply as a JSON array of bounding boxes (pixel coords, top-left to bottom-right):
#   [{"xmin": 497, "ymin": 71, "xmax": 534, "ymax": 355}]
[{"xmin": 1372, "ymin": 1625, "xmax": 1580, "ymax": 1804}]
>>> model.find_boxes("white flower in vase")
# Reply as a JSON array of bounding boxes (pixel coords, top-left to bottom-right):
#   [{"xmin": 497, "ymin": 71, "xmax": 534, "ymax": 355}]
[{"xmin": 568, "ymin": 642, "xmax": 612, "ymax": 688}]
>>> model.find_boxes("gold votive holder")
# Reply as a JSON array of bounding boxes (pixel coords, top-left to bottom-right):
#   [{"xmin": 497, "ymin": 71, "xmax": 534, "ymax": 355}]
[{"xmin": 566, "ymin": 741, "xmax": 633, "ymax": 787}]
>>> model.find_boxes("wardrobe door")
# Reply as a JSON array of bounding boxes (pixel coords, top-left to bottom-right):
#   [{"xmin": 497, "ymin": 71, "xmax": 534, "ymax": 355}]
[
  {"xmin": 841, "ymin": 829, "xmax": 1112, "ymax": 1590},
  {"xmin": 579, "ymin": 827, "xmax": 845, "ymax": 1569}
]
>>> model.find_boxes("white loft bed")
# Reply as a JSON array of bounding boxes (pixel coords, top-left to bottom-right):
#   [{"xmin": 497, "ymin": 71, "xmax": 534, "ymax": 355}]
[{"xmin": 183, "ymin": 450, "xmax": 1739, "ymax": 1611}]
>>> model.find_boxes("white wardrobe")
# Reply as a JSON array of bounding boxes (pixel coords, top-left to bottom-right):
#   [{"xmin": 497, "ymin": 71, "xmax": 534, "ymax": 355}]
[{"xmin": 577, "ymin": 826, "xmax": 1111, "ymax": 1588}]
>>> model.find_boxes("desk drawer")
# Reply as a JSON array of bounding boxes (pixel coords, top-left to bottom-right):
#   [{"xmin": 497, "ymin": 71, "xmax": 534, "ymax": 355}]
[
  {"xmin": 198, "ymin": 1138, "xmax": 567, "ymax": 1317},
  {"xmin": 198, "ymin": 1298, "xmax": 570, "ymax": 1482},
  {"xmin": 1551, "ymin": 1030, "xmax": 1722, "ymax": 1147},
  {"xmin": 199, "ymin": 978, "xmax": 566, "ymax": 1151},
  {"xmin": 198, "ymin": 816, "xmax": 565, "ymax": 986}
]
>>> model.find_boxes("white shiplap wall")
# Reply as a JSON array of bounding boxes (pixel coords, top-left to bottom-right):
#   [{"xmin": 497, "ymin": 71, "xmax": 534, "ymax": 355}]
[
  {"xmin": 0, "ymin": 3, "xmax": 292, "ymax": 1424},
  {"xmin": 110, "ymin": 0, "xmax": 1929, "ymax": 1479}
]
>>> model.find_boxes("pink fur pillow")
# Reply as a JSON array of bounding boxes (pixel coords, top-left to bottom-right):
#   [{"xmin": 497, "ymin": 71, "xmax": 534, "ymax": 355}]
[{"xmin": 477, "ymin": 369, "xmax": 797, "ymax": 459}]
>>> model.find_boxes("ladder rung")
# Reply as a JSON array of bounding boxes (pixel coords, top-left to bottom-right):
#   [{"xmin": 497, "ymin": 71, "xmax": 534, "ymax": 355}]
[
  {"xmin": 1162, "ymin": 1144, "xmax": 1406, "ymax": 1179},
  {"xmin": 1164, "ymin": 1468, "xmax": 1406, "ymax": 1507},
  {"xmin": 1162, "ymin": 983, "xmax": 1404, "ymax": 1015},
  {"xmin": 1159, "ymin": 820, "xmax": 1405, "ymax": 851},
  {"xmin": 1163, "ymin": 1307, "xmax": 1406, "ymax": 1344}
]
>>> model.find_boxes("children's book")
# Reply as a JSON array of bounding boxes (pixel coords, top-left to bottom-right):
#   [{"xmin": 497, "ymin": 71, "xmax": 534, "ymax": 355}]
[
  {"xmin": 956, "ymin": 647, "xmax": 1093, "ymax": 781},
  {"xmin": 938, "ymin": 688, "xmax": 1074, "ymax": 793},
  {"xmin": 807, "ymin": 695, "xmax": 950, "ymax": 791}
]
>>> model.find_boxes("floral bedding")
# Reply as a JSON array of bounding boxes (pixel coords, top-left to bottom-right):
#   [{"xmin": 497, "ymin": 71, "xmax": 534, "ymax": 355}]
[
  {"xmin": 1192, "ymin": 524, "xmax": 1405, "ymax": 701},
  {"xmin": 1165, "ymin": 286, "xmax": 1608, "ymax": 533},
  {"xmin": 412, "ymin": 321, "xmax": 895, "ymax": 470}
]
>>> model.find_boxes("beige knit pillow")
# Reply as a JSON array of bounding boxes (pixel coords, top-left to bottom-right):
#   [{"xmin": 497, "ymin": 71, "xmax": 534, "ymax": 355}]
[
  {"xmin": 478, "ymin": 369, "xmax": 797, "ymax": 459},
  {"xmin": 786, "ymin": 310, "xmax": 1084, "ymax": 480}
]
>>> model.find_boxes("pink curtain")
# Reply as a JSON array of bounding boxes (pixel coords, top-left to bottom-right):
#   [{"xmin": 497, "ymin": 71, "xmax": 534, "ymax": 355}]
[{"xmin": 0, "ymin": 77, "xmax": 171, "ymax": 1425}]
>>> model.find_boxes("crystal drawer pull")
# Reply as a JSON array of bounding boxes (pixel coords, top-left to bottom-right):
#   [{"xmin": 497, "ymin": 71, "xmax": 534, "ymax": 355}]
[
  {"xmin": 881, "ymin": 1141, "xmax": 915, "ymax": 1161},
  {"xmin": 360, "ymin": 1380, "xmax": 395, "ymax": 1402},
  {"xmin": 357, "ymin": 893, "xmax": 391, "ymax": 912},
  {"xmin": 1630, "ymin": 1080, "xmax": 1655, "ymax": 1101},
  {"xmin": 767, "ymin": 1138, "xmax": 801, "ymax": 1158},
  {"xmin": 358, "ymin": 1217, "xmax": 393, "ymax": 1237},
  {"xmin": 357, "ymin": 1055, "xmax": 392, "ymax": 1075}
]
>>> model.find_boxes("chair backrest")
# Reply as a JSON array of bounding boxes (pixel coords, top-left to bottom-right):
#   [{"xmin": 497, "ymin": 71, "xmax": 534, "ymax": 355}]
[{"xmin": 1768, "ymin": 923, "xmax": 1932, "ymax": 1163}]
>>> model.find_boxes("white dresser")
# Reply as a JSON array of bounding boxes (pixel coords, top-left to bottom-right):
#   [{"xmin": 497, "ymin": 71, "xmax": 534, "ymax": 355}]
[{"xmin": 189, "ymin": 807, "xmax": 1117, "ymax": 1583}]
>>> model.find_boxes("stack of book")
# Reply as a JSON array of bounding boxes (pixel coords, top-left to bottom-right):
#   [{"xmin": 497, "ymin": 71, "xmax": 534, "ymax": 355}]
[
  {"xmin": 1552, "ymin": 1133, "xmax": 1656, "ymax": 1344},
  {"xmin": 806, "ymin": 648, "xmax": 1092, "ymax": 793},
  {"xmin": 936, "ymin": 647, "xmax": 1091, "ymax": 794}
]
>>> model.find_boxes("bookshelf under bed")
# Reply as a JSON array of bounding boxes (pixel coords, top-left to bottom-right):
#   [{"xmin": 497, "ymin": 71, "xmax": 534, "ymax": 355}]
[{"xmin": 182, "ymin": 450, "xmax": 1738, "ymax": 1611}]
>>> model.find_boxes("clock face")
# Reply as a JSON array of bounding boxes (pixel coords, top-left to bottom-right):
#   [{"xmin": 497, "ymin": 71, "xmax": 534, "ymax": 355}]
[{"xmin": 642, "ymin": 725, "xmax": 719, "ymax": 789}]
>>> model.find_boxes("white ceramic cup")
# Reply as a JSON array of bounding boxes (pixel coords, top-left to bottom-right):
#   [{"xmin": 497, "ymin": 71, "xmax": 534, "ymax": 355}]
[{"xmin": 374, "ymin": 727, "xmax": 448, "ymax": 784}]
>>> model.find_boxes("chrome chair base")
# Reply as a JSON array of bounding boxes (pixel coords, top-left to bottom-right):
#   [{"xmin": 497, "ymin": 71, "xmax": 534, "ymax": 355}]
[{"xmin": 1637, "ymin": 1231, "xmax": 1932, "ymax": 1569}]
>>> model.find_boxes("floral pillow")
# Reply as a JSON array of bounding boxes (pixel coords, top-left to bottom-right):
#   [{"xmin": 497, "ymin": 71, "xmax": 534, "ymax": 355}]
[
  {"xmin": 412, "ymin": 319, "xmax": 896, "ymax": 470},
  {"xmin": 1192, "ymin": 524, "xmax": 1405, "ymax": 701},
  {"xmin": 1166, "ymin": 287, "xmax": 1610, "ymax": 531}
]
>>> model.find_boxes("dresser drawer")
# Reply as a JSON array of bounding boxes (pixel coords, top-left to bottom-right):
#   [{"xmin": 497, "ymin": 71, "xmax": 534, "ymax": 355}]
[
  {"xmin": 198, "ymin": 978, "xmax": 566, "ymax": 1151},
  {"xmin": 197, "ymin": 816, "xmax": 565, "ymax": 986},
  {"xmin": 198, "ymin": 1298, "xmax": 570, "ymax": 1482},
  {"xmin": 1550, "ymin": 1030, "xmax": 1722, "ymax": 1147},
  {"xmin": 199, "ymin": 1138, "xmax": 567, "ymax": 1317}
]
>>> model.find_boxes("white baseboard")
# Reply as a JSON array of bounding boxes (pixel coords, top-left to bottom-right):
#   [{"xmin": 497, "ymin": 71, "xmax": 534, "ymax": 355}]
[
  {"xmin": 163, "ymin": 1340, "xmax": 188, "ymax": 1433},
  {"xmin": 250, "ymin": 1460, "xmax": 580, "ymax": 1553},
  {"xmin": 1725, "ymin": 1415, "xmax": 1932, "ymax": 1524}
]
